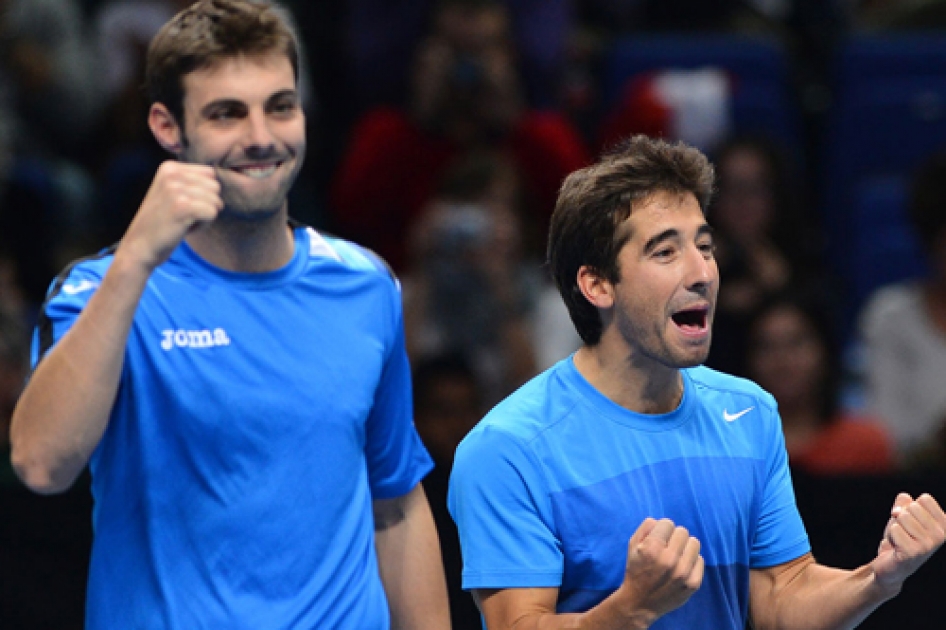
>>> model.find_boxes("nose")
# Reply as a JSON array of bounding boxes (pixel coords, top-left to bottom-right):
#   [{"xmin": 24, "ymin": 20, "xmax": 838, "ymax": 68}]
[
  {"xmin": 684, "ymin": 243, "xmax": 717, "ymax": 292},
  {"xmin": 243, "ymin": 109, "xmax": 276, "ymax": 154}
]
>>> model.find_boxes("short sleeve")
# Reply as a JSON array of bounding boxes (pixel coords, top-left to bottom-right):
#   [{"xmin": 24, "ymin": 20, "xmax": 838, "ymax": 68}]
[
  {"xmin": 364, "ymin": 280, "xmax": 433, "ymax": 500},
  {"xmin": 32, "ymin": 263, "xmax": 105, "ymax": 367},
  {"xmin": 750, "ymin": 405, "xmax": 811, "ymax": 568},
  {"xmin": 448, "ymin": 425, "xmax": 563, "ymax": 590}
]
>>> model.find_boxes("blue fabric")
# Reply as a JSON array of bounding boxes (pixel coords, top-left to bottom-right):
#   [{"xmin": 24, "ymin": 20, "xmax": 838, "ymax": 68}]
[
  {"xmin": 449, "ymin": 357, "xmax": 809, "ymax": 629},
  {"xmin": 35, "ymin": 226, "xmax": 433, "ymax": 629}
]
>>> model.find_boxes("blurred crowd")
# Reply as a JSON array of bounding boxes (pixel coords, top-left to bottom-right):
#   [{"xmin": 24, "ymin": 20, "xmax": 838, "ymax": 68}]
[{"xmin": 4, "ymin": 0, "xmax": 946, "ymax": 626}]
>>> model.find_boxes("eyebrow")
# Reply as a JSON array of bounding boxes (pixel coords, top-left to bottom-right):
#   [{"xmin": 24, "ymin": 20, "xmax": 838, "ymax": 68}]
[
  {"xmin": 642, "ymin": 223, "xmax": 714, "ymax": 254},
  {"xmin": 642, "ymin": 228, "xmax": 678, "ymax": 255},
  {"xmin": 267, "ymin": 89, "xmax": 299, "ymax": 104},
  {"xmin": 199, "ymin": 99, "xmax": 245, "ymax": 118}
]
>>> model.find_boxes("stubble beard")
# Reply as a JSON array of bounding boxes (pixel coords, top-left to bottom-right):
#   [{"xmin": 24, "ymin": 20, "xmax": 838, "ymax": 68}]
[
  {"xmin": 619, "ymin": 315, "xmax": 713, "ymax": 371},
  {"xmin": 180, "ymin": 133, "xmax": 305, "ymax": 222}
]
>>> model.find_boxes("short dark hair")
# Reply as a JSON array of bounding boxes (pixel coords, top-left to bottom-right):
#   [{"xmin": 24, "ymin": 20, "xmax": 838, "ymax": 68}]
[
  {"xmin": 145, "ymin": 0, "xmax": 300, "ymax": 126},
  {"xmin": 547, "ymin": 135, "xmax": 715, "ymax": 345}
]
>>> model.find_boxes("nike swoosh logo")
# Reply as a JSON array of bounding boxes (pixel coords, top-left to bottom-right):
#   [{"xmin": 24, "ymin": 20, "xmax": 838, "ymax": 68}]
[
  {"xmin": 61, "ymin": 279, "xmax": 98, "ymax": 295},
  {"xmin": 723, "ymin": 406, "xmax": 754, "ymax": 422}
]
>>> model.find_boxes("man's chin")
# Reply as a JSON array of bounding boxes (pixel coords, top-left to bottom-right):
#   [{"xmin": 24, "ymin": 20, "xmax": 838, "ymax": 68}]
[
  {"xmin": 218, "ymin": 202, "xmax": 285, "ymax": 222},
  {"xmin": 219, "ymin": 188, "xmax": 291, "ymax": 220},
  {"xmin": 674, "ymin": 344, "xmax": 712, "ymax": 369}
]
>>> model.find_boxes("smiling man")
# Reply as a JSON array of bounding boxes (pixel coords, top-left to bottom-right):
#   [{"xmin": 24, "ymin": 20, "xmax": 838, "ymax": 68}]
[
  {"xmin": 9, "ymin": 1, "xmax": 449, "ymax": 628},
  {"xmin": 448, "ymin": 135, "xmax": 946, "ymax": 630}
]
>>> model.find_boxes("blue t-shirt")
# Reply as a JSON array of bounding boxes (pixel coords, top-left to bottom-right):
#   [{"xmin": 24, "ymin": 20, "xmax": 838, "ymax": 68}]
[
  {"xmin": 35, "ymin": 226, "xmax": 433, "ymax": 629},
  {"xmin": 449, "ymin": 357, "xmax": 809, "ymax": 629}
]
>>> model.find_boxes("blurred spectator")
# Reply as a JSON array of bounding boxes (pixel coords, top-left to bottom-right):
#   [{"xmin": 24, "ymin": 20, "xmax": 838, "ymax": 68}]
[
  {"xmin": 331, "ymin": 0, "xmax": 590, "ymax": 270},
  {"xmin": 93, "ymin": 0, "xmax": 190, "ymax": 107},
  {"xmin": 0, "ymin": 0, "xmax": 100, "ymax": 259},
  {"xmin": 705, "ymin": 134, "xmax": 825, "ymax": 376},
  {"xmin": 402, "ymin": 150, "xmax": 541, "ymax": 405},
  {"xmin": 859, "ymin": 151, "xmax": 946, "ymax": 467},
  {"xmin": 747, "ymin": 293, "xmax": 894, "ymax": 475},
  {"xmin": 347, "ymin": 0, "xmax": 569, "ymax": 110},
  {"xmin": 412, "ymin": 353, "xmax": 484, "ymax": 630},
  {"xmin": 0, "ymin": 0, "xmax": 102, "ymax": 157},
  {"xmin": 531, "ymin": 278, "xmax": 582, "ymax": 372}
]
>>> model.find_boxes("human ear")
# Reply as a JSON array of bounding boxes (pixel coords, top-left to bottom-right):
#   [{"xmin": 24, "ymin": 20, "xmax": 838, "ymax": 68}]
[
  {"xmin": 576, "ymin": 265, "xmax": 614, "ymax": 310},
  {"xmin": 148, "ymin": 103, "xmax": 184, "ymax": 155}
]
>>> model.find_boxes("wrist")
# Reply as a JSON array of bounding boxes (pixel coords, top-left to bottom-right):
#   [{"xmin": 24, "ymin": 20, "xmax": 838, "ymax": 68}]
[
  {"xmin": 870, "ymin": 576, "xmax": 903, "ymax": 601},
  {"xmin": 585, "ymin": 585, "xmax": 657, "ymax": 630},
  {"xmin": 107, "ymin": 247, "xmax": 160, "ymax": 300},
  {"xmin": 113, "ymin": 242, "xmax": 162, "ymax": 279},
  {"xmin": 867, "ymin": 566, "xmax": 904, "ymax": 603}
]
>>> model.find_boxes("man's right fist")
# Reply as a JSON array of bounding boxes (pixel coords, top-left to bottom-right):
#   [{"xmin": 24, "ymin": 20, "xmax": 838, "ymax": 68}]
[
  {"xmin": 617, "ymin": 517, "xmax": 705, "ymax": 624},
  {"xmin": 119, "ymin": 161, "xmax": 223, "ymax": 271}
]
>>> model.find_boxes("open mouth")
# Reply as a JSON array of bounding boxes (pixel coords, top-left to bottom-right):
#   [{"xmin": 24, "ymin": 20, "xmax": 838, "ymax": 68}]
[{"xmin": 671, "ymin": 307, "xmax": 708, "ymax": 332}]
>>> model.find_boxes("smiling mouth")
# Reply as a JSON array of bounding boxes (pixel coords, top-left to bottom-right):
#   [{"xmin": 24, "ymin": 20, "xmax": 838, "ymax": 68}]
[
  {"xmin": 671, "ymin": 307, "xmax": 709, "ymax": 332},
  {"xmin": 231, "ymin": 162, "xmax": 282, "ymax": 179}
]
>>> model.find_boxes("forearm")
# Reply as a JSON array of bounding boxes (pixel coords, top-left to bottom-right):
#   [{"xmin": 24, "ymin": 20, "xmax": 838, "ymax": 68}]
[
  {"xmin": 374, "ymin": 484, "xmax": 451, "ymax": 630},
  {"xmin": 479, "ymin": 590, "xmax": 655, "ymax": 630},
  {"xmin": 10, "ymin": 253, "xmax": 151, "ymax": 493},
  {"xmin": 752, "ymin": 561, "xmax": 900, "ymax": 630}
]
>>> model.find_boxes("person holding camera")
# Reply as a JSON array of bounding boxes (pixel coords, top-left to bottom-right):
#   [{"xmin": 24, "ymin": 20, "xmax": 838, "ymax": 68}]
[{"xmin": 331, "ymin": 0, "xmax": 590, "ymax": 271}]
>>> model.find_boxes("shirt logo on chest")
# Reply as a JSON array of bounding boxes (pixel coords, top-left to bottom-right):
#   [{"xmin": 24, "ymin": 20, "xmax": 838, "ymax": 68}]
[
  {"xmin": 723, "ymin": 406, "xmax": 754, "ymax": 422},
  {"xmin": 160, "ymin": 328, "xmax": 231, "ymax": 351}
]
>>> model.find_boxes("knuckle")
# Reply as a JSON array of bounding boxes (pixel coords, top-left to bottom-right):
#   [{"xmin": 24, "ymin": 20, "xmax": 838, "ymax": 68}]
[
  {"xmin": 639, "ymin": 539, "xmax": 661, "ymax": 560},
  {"xmin": 175, "ymin": 193, "xmax": 194, "ymax": 211},
  {"xmin": 656, "ymin": 552, "xmax": 677, "ymax": 571}
]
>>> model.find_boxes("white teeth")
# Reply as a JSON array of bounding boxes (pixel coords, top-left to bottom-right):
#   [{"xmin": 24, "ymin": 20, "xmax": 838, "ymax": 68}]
[{"xmin": 237, "ymin": 164, "xmax": 278, "ymax": 179}]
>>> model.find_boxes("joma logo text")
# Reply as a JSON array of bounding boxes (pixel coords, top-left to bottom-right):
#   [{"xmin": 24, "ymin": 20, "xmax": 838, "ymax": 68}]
[{"xmin": 161, "ymin": 328, "xmax": 231, "ymax": 351}]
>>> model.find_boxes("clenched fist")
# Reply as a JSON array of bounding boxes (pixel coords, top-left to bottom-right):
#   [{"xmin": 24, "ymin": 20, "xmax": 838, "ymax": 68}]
[
  {"xmin": 873, "ymin": 493, "xmax": 946, "ymax": 589},
  {"xmin": 615, "ymin": 517, "xmax": 704, "ymax": 625},
  {"xmin": 117, "ymin": 161, "xmax": 223, "ymax": 272}
]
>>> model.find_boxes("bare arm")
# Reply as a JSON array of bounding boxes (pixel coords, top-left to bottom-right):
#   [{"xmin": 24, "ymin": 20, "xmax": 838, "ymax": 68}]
[
  {"xmin": 374, "ymin": 483, "xmax": 451, "ymax": 630},
  {"xmin": 474, "ymin": 518, "xmax": 704, "ymax": 630},
  {"xmin": 750, "ymin": 493, "xmax": 946, "ymax": 630},
  {"xmin": 10, "ymin": 160, "xmax": 221, "ymax": 493}
]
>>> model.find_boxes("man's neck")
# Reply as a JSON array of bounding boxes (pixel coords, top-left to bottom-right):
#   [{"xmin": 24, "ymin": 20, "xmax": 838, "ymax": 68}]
[
  {"xmin": 573, "ymin": 344, "xmax": 684, "ymax": 415},
  {"xmin": 185, "ymin": 210, "xmax": 295, "ymax": 273}
]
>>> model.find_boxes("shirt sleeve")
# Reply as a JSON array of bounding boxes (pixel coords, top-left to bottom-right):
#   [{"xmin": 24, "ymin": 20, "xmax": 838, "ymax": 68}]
[
  {"xmin": 750, "ymin": 403, "xmax": 811, "ymax": 568},
  {"xmin": 364, "ymin": 277, "xmax": 433, "ymax": 500},
  {"xmin": 32, "ymin": 262, "xmax": 105, "ymax": 367},
  {"xmin": 448, "ymin": 424, "xmax": 563, "ymax": 590}
]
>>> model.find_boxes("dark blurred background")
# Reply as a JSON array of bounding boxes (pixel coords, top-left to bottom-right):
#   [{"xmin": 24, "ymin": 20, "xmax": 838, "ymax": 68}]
[{"xmin": 3, "ymin": 0, "xmax": 946, "ymax": 628}]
